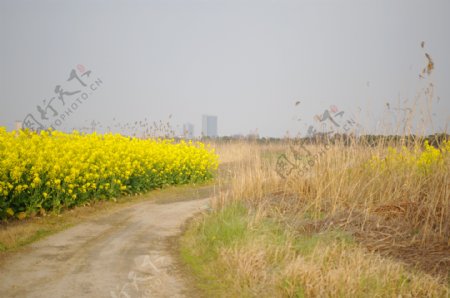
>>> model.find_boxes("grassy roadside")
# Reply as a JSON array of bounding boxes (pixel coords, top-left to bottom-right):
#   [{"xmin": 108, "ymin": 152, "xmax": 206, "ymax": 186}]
[
  {"xmin": 180, "ymin": 141, "xmax": 449, "ymax": 297},
  {"xmin": 0, "ymin": 182, "xmax": 216, "ymax": 257},
  {"xmin": 180, "ymin": 203, "xmax": 448, "ymax": 297}
]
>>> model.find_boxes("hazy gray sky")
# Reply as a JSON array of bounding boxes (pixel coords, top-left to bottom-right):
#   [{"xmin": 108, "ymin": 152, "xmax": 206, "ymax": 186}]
[{"xmin": 1, "ymin": 0, "xmax": 449, "ymax": 137}]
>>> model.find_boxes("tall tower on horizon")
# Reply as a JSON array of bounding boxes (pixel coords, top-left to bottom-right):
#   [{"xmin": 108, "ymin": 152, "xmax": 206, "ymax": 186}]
[{"xmin": 202, "ymin": 115, "xmax": 218, "ymax": 138}]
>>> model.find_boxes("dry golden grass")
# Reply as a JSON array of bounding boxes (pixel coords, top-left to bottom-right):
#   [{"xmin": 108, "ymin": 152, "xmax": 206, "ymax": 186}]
[
  {"xmin": 280, "ymin": 241, "xmax": 446, "ymax": 297},
  {"xmin": 182, "ymin": 139, "xmax": 449, "ymax": 297},
  {"xmin": 222, "ymin": 140, "xmax": 449, "ymax": 242}
]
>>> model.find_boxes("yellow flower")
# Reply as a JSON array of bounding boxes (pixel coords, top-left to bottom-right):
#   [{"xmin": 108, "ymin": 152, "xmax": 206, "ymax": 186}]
[
  {"xmin": 6, "ymin": 208, "xmax": 14, "ymax": 216},
  {"xmin": 0, "ymin": 127, "xmax": 219, "ymax": 219},
  {"xmin": 367, "ymin": 140, "xmax": 449, "ymax": 175}
]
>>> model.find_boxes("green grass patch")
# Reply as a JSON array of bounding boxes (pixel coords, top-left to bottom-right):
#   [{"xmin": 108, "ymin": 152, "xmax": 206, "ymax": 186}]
[
  {"xmin": 180, "ymin": 203, "xmax": 308, "ymax": 296},
  {"xmin": 180, "ymin": 203, "xmax": 250, "ymax": 293},
  {"xmin": 180, "ymin": 204, "xmax": 448, "ymax": 297},
  {"xmin": 292, "ymin": 229, "xmax": 353, "ymax": 256}
]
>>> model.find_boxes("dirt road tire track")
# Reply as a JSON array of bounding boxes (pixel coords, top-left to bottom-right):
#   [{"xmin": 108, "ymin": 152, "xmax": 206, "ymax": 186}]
[{"xmin": 0, "ymin": 198, "xmax": 210, "ymax": 297}]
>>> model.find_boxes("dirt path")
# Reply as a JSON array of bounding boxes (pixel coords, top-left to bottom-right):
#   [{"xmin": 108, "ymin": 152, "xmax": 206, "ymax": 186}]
[{"xmin": 0, "ymin": 197, "xmax": 210, "ymax": 298}]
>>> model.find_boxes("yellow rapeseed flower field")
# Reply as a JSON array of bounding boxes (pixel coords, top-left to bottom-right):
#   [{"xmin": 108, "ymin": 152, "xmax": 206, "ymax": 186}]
[
  {"xmin": 368, "ymin": 140, "xmax": 450, "ymax": 174},
  {"xmin": 0, "ymin": 127, "xmax": 218, "ymax": 219}
]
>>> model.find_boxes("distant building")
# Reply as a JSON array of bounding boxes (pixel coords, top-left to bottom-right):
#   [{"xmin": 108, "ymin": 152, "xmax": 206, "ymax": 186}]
[
  {"xmin": 202, "ymin": 115, "xmax": 218, "ymax": 137},
  {"xmin": 183, "ymin": 123, "xmax": 194, "ymax": 139}
]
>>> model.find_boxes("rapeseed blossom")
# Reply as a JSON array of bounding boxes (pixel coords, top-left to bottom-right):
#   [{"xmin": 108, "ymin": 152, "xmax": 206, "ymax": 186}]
[
  {"xmin": 0, "ymin": 128, "xmax": 218, "ymax": 219},
  {"xmin": 367, "ymin": 140, "xmax": 449, "ymax": 174}
]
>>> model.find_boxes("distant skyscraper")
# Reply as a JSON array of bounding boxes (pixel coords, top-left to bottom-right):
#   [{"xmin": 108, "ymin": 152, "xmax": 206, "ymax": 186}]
[
  {"xmin": 183, "ymin": 123, "xmax": 194, "ymax": 139},
  {"xmin": 202, "ymin": 115, "xmax": 218, "ymax": 137}
]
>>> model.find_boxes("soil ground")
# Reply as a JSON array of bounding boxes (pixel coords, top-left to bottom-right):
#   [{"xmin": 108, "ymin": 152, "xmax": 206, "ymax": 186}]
[{"xmin": 0, "ymin": 197, "xmax": 210, "ymax": 298}]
